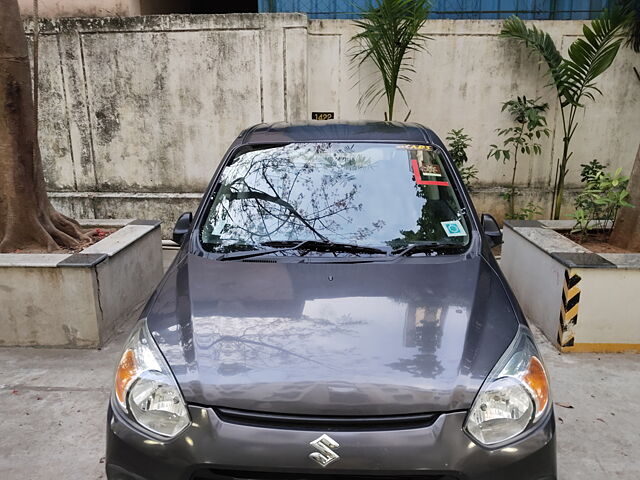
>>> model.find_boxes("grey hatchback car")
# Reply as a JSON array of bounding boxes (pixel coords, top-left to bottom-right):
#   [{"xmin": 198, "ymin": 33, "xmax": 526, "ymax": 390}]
[{"xmin": 106, "ymin": 122, "xmax": 556, "ymax": 480}]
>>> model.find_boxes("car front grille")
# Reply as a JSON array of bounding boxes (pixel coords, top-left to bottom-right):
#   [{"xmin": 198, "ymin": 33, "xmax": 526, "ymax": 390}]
[
  {"xmin": 213, "ymin": 407, "xmax": 439, "ymax": 431},
  {"xmin": 193, "ymin": 410, "xmax": 454, "ymax": 480},
  {"xmin": 191, "ymin": 470, "xmax": 459, "ymax": 480}
]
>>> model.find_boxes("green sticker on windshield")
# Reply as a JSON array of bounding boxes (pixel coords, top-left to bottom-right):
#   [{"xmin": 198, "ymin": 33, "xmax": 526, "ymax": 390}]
[{"xmin": 441, "ymin": 220, "xmax": 466, "ymax": 237}]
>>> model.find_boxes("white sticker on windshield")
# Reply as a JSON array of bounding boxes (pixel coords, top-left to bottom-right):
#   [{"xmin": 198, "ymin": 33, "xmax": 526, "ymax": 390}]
[{"xmin": 441, "ymin": 220, "xmax": 466, "ymax": 237}]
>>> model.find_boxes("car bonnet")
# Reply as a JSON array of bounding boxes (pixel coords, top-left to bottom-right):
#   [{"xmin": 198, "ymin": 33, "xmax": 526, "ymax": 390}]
[{"xmin": 146, "ymin": 252, "xmax": 519, "ymax": 416}]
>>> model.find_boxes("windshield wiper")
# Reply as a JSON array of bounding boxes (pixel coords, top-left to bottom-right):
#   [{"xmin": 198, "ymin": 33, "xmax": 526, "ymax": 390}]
[
  {"xmin": 392, "ymin": 242, "xmax": 466, "ymax": 257},
  {"xmin": 266, "ymin": 240, "xmax": 388, "ymax": 255},
  {"xmin": 217, "ymin": 240, "xmax": 387, "ymax": 261}
]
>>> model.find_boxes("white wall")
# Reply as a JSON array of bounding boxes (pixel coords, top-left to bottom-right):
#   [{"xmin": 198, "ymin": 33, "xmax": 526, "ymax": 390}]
[
  {"xmin": 308, "ymin": 19, "xmax": 640, "ymax": 193},
  {"xmin": 18, "ymin": 0, "xmax": 140, "ymax": 17},
  {"xmin": 24, "ymin": 14, "xmax": 639, "ymax": 232}
]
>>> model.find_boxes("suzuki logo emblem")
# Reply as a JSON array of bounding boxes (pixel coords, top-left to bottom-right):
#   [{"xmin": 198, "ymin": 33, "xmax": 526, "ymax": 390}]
[{"xmin": 309, "ymin": 434, "xmax": 340, "ymax": 467}]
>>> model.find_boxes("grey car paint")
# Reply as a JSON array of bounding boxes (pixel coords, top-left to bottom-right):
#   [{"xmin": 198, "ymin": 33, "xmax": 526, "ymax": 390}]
[
  {"xmin": 106, "ymin": 121, "xmax": 556, "ymax": 480},
  {"xmin": 147, "ymin": 251, "xmax": 519, "ymax": 416},
  {"xmin": 107, "ymin": 406, "xmax": 555, "ymax": 479}
]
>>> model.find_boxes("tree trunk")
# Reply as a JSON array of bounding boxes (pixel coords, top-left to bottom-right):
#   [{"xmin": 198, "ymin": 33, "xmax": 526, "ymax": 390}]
[
  {"xmin": 0, "ymin": 0, "xmax": 89, "ymax": 252},
  {"xmin": 609, "ymin": 143, "xmax": 640, "ymax": 251}
]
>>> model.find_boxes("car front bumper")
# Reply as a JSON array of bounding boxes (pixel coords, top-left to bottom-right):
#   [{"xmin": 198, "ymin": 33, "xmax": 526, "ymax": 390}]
[{"xmin": 105, "ymin": 404, "xmax": 556, "ymax": 480}]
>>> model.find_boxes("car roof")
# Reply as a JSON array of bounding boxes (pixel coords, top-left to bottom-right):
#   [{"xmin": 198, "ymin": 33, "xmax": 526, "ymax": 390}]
[{"xmin": 239, "ymin": 121, "xmax": 437, "ymax": 145}]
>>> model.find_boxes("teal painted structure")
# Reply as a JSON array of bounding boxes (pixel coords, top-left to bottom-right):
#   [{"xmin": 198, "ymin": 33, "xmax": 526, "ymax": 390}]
[{"xmin": 258, "ymin": 0, "xmax": 612, "ymax": 20}]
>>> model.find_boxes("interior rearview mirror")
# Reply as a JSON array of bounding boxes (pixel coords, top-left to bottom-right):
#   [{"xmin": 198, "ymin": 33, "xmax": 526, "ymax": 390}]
[
  {"xmin": 481, "ymin": 213, "xmax": 503, "ymax": 248},
  {"xmin": 173, "ymin": 212, "xmax": 193, "ymax": 245}
]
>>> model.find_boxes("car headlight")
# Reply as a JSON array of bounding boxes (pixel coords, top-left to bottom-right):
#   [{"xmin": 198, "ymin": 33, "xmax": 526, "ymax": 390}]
[
  {"xmin": 113, "ymin": 320, "xmax": 190, "ymax": 438},
  {"xmin": 465, "ymin": 326, "xmax": 550, "ymax": 446}
]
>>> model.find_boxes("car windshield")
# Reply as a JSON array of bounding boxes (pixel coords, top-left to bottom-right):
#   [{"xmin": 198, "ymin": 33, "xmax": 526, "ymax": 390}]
[{"xmin": 200, "ymin": 142, "xmax": 471, "ymax": 253}]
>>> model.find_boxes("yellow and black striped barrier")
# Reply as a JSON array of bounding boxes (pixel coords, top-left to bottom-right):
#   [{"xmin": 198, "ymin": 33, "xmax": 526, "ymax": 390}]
[{"xmin": 557, "ymin": 269, "xmax": 581, "ymax": 349}]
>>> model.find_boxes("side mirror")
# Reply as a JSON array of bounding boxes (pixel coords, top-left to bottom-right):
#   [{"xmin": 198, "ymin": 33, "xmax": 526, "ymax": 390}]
[
  {"xmin": 481, "ymin": 213, "xmax": 503, "ymax": 247},
  {"xmin": 173, "ymin": 212, "xmax": 193, "ymax": 245}
]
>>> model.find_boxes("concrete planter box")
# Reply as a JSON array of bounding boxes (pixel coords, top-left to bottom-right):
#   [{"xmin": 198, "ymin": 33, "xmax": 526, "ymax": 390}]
[
  {"xmin": 0, "ymin": 220, "xmax": 163, "ymax": 348},
  {"xmin": 502, "ymin": 220, "xmax": 640, "ymax": 353}
]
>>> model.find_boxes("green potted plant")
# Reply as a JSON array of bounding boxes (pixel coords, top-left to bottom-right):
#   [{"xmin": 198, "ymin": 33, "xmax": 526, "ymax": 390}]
[
  {"xmin": 571, "ymin": 160, "xmax": 633, "ymax": 242},
  {"xmin": 488, "ymin": 96, "xmax": 549, "ymax": 219},
  {"xmin": 446, "ymin": 128, "xmax": 478, "ymax": 188},
  {"xmin": 350, "ymin": 0, "xmax": 431, "ymax": 120},
  {"xmin": 500, "ymin": 7, "xmax": 632, "ymax": 219}
]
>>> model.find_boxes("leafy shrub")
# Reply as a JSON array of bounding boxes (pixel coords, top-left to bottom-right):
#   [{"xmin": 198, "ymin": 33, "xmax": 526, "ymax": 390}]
[
  {"xmin": 500, "ymin": 8, "xmax": 631, "ymax": 219},
  {"xmin": 446, "ymin": 128, "xmax": 478, "ymax": 187},
  {"xmin": 488, "ymin": 96, "xmax": 550, "ymax": 218},
  {"xmin": 508, "ymin": 201, "xmax": 543, "ymax": 221},
  {"xmin": 571, "ymin": 161, "xmax": 634, "ymax": 240}
]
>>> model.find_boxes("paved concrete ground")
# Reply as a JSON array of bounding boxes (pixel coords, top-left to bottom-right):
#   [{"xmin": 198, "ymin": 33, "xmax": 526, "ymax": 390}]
[
  {"xmin": 1, "ymin": 319, "xmax": 638, "ymax": 479},
  {"xmin": 0, "ymin": 316, "xmax": 134, "ymax": 480}
]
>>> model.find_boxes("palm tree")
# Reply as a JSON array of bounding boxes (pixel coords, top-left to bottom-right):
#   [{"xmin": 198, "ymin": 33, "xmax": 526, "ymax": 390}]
[
  {"xmin": 622, "ymin": 0, "xmax": 640, "ymax": 81},
  {"xmin": 621, "ymin": 0, "xmax": 640, "ymax": 53},
  {"xmin": 351, "ymin": 0, "xmax": 432, "ymax": 121},
  {"xmin": 500, "ymin": 7, "xmax": 631, "ymax": 219}
]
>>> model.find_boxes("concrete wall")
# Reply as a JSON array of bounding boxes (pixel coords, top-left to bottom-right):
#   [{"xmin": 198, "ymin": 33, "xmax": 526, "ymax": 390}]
[
  {"xmin": 25, "ymin": 14, "xmax": 639, "ymax": 235},
  {"xmin": 502, "ymin": 221, "xmax": 640, "ymax": 352},
  {"xmin": 307, "ymin": 19, "xmax": 639, "ymax": 216},
  {"xmin": 502, "ymin": 225, "xmax": 567, "ymax": 342},
  {"xmin": 0, "ymin": 221, "xmax": 163, "ymax": 348},
  {"xmin": 87, "ymin": 224, "xmax": 163, "ymax": 343},
  {"xmin": 19, "ymin": 0, "xmax": 141, "ymax": 17},
  {"xmin": 0, "ymin": 260, "xmax": 101, "ymax": 347},
  {"xmin": 570, "ymin": 266, "xmax": 640, "ymax": 346}
]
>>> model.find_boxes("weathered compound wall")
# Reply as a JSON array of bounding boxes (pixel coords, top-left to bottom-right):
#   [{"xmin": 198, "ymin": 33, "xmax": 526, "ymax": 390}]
[
  {"xmin": 307, "ymin": 19, "xmax": 639, "ymax": 219},
  {"xmin": 27, "ymin": 14, "xmax": 639, "ymax": 234},
  {"xmin": 19, "ymin": 0, "xmax": 141, "ymax": 17}
]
